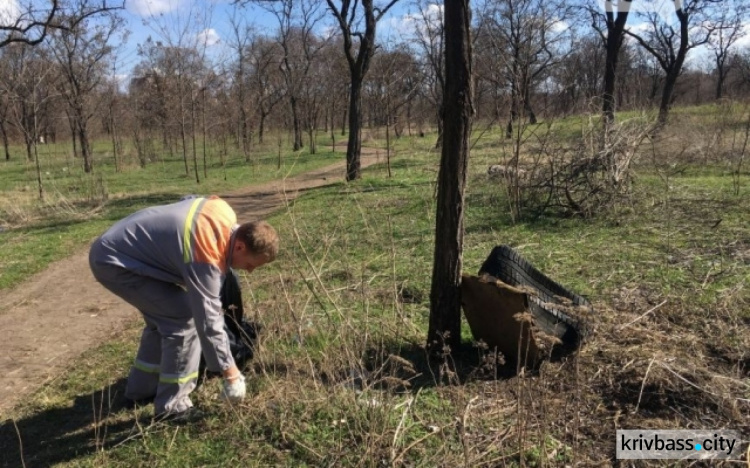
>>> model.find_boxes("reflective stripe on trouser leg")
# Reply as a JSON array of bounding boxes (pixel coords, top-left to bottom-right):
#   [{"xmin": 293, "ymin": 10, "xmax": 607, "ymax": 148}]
[
  {"xmin": 125, "ymin": 317, "xmax": 161, "ymax": 401},
  {"xmin": 88, "ymin": 261, "xmax": 200, "ymax": 414},
  {"xmin": 153, "ymin": 314, "xmax": 201, "ymax": 414}
]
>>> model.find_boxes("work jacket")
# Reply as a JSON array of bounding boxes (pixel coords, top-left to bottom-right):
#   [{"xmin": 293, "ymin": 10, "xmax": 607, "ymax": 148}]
[{"xmin": 91, "ymin": 196, "xmax": 237, "ymax": 373}]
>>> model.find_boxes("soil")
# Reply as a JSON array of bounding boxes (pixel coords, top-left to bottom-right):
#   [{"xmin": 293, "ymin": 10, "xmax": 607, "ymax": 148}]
[{"xmin": 0, "ymin": 149, "xmax": 385, "ymax": 416}]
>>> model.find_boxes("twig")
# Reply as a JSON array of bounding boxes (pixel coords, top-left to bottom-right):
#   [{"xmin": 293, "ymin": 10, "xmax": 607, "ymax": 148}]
[
  {"xmin": 636, "ymin": 356, "xmax": 657, "ymax": 413},
  {"xmin": 12, "ymin": 419, "xmax": 26, "ymax": 468},
  {"xmin": 617, "ymin": 300, "xmax": 667, "ymax": 331},
  {"xmin": 390, "ymin": 394, "xmax": 416, "ymax": 462},
  {"xmin": 461, "ymin": 396, "xmax": 479, "ymax": 467},
  {"xmin": 657, "ymin": 362, "xmax": 750, "ymax": 404}
]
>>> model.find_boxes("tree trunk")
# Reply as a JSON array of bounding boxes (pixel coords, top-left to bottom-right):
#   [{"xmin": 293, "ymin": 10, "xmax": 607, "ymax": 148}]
[
  {"xmin": 658, "ymin": 9, "xmax": 689, "ymax": 126},
  {"xmin": 0, "ymin": 119, "xmax": 10, "ymax": 160},
  {"xmin": 109, "ymin": 101, "xmax": 120, "ymax": 172},
  {"xmin": 179, "ymin": 80, "xmax": 190, "ymax": 176},
  {"xmin": 427, "ymin": 0, "xmax": 472, "ymax": 355},
  {"xmin": 603, "ymin": 7, "xmax": 630, "ymax": 125},
  {"xmin": 345, "ymin": 77, "xmax": 363, "ymax": 181},
  {"xmin": 341, "ymin": 106, "xmax": 347, "ymax": 136},
  {"xmin": 715, "ymin": 56, "xmax": 727, "ymax": 100},
  {"xmin": 240, "ymin": 107, "xmax": 251, "ymax": 162},
  {"xmin": 190, "ymin": 93, "xmax": 200, "ymax": 184},
  {"xmin": 67, "ymin": 112, "xmax": 79, "ymax": 159},
  {"xmin": 524, "ymin": 87, "xmax": 537, "ymax": 125},
  {"xmin": 291, "ymin": 97, "xmax": 303, "ymax": 151},
  {"xmin": 259, "ymin": 112, "xmax": 267, "ymax": 144},
  {"xmin": 79, "ymin": 121, "xmax": 93, "ymax": 173},
  {"xmin": 202, "ymin": 90, "xmax": 208, "ymax": 179}
]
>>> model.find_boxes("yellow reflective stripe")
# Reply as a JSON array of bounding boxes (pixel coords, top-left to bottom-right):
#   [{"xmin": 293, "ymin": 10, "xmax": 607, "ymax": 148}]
[
  {"xmin": 183, "ymin": 198, "xmax": 204, "ymax": 263},
  {"xmin": 133, "ymin": 360, "xmax": 160, "ymax": 374},
  {"xmin": 159, "ymin": 371, "xmax": 199, "ymax": 384}
]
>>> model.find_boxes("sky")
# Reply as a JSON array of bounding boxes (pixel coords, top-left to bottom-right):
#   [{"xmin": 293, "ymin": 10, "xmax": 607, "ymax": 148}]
[
  {"xmin": 2, "ymin": 0, "xmax": 750, "ymax": 85},
  {"xmin": 112, "ymin": 0, "xmax": 422, "ymax": 83}
]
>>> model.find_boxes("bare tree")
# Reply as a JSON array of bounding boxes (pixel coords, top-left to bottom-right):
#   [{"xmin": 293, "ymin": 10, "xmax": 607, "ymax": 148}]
[
  {"xmin": 551, "ymin": 34, "xmax": 606, "ymax": 114},
  {"xmin": 427, "ymin": 0, "xmax": 472, "ymax": 355},
  {"xmin": 366, "ymin": 47, "xmax": 419, "ymax": 172},
  {"xmin": 326, "ymin": 0, "xmax": 401, "ymax": 181},
  {"xmin": 479, "ymin": 0, "xmax": 572, "ymax": 138},
  {"xmin": 259, "ymin": 0, "xmax": 326, "ymax": 152},
  {"xmin": 409, "ymin": 0, "xmax": 445, "ymax": 148},
  {"xmin": 1, "ymin": 0, "xmax": 123, "ymax": 48},
  {"xmin": 589, "ymin": 0, "xmax": 632, "ymax": 124},
  {"xmin": 0, "ymin": 42, "xmax": 54, "ymax": 161},
  {"xmin": 226, "ymin": 11, "xmax": 256, "ymax": 160},
  {"xmin": 134, "ymin": 0, "xmax": 215, "ymax": 182},
  {"xmin": 705, "ymin": 0, "xmax": 748, "ymax": 100},
  {"xmin": 625, "ymin": 0, "xmax": 718, "ymax": 124},
  {"xmin": 0, "ymin": 63, "xmax": 12, "ymax": 159},
  {"xmin": 248, "ymin": 36, "xmax": 285, "ymax": 145},
  {"xmin": 49, "ymin": 4, "xmax": 123, "ymax": 173}
]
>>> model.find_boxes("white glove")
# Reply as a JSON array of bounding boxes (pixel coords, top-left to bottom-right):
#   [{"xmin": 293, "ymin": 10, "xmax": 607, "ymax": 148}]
[{"xmin": 220, "ymin": 374, "xmax": 246, "ymax": 403}]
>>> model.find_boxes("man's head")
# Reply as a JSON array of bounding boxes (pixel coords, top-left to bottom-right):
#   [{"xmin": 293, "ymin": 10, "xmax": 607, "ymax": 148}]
[{"xmin": 231, "ymin": 220, "xmax": 279, "ymax": 273}]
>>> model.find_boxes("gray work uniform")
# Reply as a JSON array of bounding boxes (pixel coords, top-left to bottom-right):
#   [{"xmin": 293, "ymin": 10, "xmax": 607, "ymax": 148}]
[{"xmin": 89, "ymin": 196, "xmax": 238, "ymax": 414}]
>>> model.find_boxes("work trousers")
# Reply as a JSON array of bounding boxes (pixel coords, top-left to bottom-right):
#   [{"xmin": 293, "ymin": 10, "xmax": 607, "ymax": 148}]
[{"xmin": 89, "ymin": 259, "xmax": 201, "ymax": 415}]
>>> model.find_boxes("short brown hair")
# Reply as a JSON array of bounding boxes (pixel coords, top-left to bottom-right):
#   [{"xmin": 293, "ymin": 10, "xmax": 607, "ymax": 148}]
[{"xmin": 236, "ymin": 220, "xmax": 279, "ymax": 261}]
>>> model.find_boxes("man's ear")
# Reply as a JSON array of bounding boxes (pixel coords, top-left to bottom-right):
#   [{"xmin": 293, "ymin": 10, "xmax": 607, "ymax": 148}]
[{"xmin": 234, "ymin": 240, "xmax": 247, "ymax": 253}]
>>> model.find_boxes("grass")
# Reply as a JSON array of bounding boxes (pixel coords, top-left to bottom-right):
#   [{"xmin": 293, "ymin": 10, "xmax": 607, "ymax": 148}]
[
  {"xmin": 1, "ymin": 105, "xmax": 749, "ymax": 466},
  {"xmin": 0, "ymin": 133, "xmax": 342, "ymax": 290}
]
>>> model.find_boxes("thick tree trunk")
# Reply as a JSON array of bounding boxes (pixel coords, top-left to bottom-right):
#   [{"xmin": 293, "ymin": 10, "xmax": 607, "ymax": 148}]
[
  {"xmin": 603, "ymin": 7, "xmax": 630, "ymax": 125},
  {"xmin": 524, "ymin": 87, "xmax": 537, "ymax": 125},
  {"xmin": 715, "ymin": 56, "xmax": 727, "ymax": 100},
  {"xmin": 427, "ymin": 0, "xmax": 472, "ymax": 355},
  {"xmin": 658, "ymin": 69, "xmax": 680, "ymax": 125},
  {"xmin": 658, "ymin": 10, "xmax": 689, "ymax": 126},
  {"xmin": 345, "ymin": 77, "xmax": 363, "ymax": 181}
]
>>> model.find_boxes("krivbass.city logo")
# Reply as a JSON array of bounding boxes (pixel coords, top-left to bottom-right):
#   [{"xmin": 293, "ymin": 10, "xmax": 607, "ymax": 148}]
[{"xmin": 617, "ymin": 430, "xmax": 746, "ymax": 460}]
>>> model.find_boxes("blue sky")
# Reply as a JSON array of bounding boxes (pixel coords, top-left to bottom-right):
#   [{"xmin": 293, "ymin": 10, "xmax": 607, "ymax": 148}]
[{"xmin": 111, "ymin": 0, "xmax": 423, "ymax": 82}]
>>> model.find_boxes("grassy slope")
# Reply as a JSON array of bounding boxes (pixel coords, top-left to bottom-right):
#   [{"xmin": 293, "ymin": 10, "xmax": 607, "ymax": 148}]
[{"xmin": 1, "ymin": 107, "xmax": 748, "ymax": 467}]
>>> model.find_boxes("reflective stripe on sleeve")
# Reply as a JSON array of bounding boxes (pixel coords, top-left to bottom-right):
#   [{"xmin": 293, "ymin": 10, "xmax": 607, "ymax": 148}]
[{"xmin": 183, "ymin": 198, "xmax": 206, "ymax": 263}]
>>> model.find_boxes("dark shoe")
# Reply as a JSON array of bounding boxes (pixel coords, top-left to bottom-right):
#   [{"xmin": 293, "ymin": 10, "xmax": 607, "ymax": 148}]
[{"xmin": 153, "ymin": 407, "xmax": 205, "ymax": 425}]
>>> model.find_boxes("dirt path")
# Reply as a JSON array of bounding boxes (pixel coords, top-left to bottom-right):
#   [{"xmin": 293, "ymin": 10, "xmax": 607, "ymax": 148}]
[{"xmin": 0, "ymin": 150, "xmax": 384, "ymax": 416}]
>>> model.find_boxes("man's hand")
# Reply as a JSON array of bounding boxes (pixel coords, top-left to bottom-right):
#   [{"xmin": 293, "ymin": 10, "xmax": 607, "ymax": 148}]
[
  {"xmin": 221, "ymin": 373, "xmax": 246, "ymax": 402},
  {"xmin": 222, "ymin": 365, "xmax": 241, "ymax": 381}
]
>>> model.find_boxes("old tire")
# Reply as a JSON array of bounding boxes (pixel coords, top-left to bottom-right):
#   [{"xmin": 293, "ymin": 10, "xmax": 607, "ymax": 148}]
[{"xmin": 478, "ymin": 245, "xmax": 589, "ymax": 352}]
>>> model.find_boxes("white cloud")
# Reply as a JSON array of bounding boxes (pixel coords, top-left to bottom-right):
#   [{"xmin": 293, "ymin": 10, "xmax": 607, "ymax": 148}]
[
  {"xmin": 382, "ymin": 3, "xmax": 443, "ymax": 40},
  {"xmin": 126, "ymin": 0, "xmax": 179, "ymax": 17},
  {"xmin": 0, "ymin": 0, "xmax": 20, "ymax": 26},
  {"xmin": 196, "ymin": 28, "xmax": 220, "ymax": 47},
  {"xmin": 734, "ymin": 21, "xmax": 750, "ymax": 51},
  {"xmin": 550, "ymin": 19, "xmax": 569, "ymax": 34}
]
